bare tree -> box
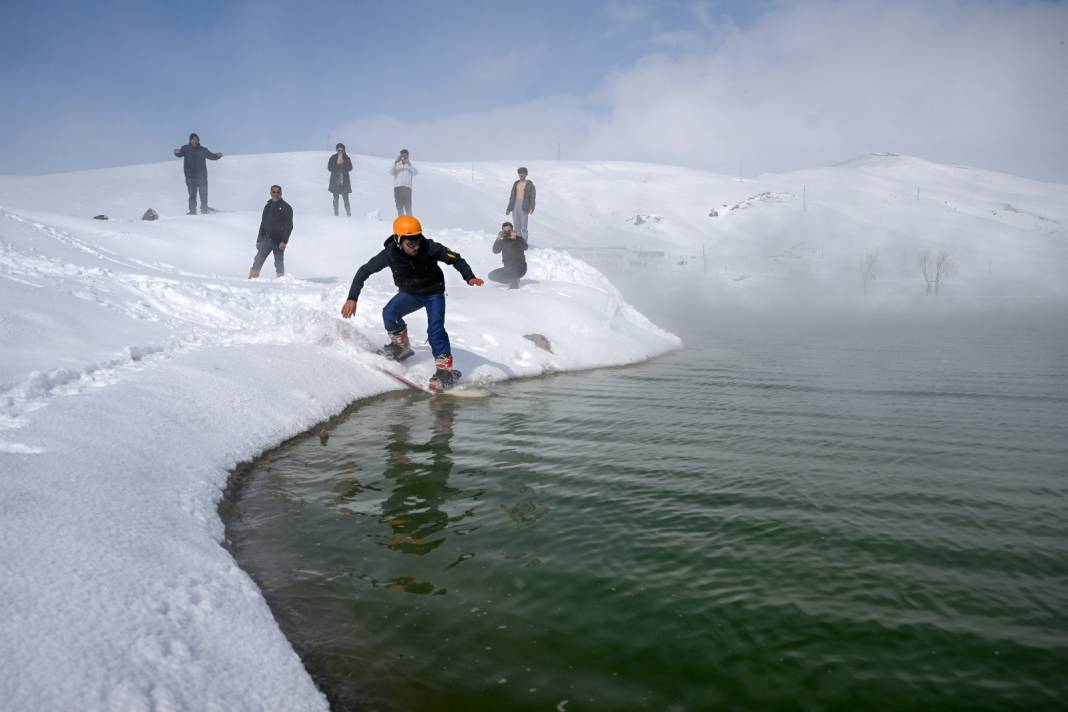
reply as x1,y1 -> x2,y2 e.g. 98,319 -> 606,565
860,250 -> 879,295
918,249 -> 956,296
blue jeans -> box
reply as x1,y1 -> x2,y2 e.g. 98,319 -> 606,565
251,239 -> 285,275
382,291 -> 450,358
185,173 -> 208,213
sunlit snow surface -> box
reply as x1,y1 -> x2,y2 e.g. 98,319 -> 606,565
0,155 -> 679,711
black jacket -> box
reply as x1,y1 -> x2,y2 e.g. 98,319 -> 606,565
328,153 -> 353,194
257,199 -> 294,243
493,232 -> 528,269
175,144 -> 222,178
347,236 -> 476,300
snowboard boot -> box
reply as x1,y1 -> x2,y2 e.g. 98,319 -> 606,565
380,329 -> 414,361
429,355 -> 460,392
248,268 -> 260,279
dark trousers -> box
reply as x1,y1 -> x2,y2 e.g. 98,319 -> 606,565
185,174 -> 208,213
332,192 -> 351,216
382,291 -> 449,358
488,264 -> 526,288
251,239 -> 285,275
393,186 -> 412,216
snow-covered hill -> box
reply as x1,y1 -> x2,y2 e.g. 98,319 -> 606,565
1,151 -> 1065,711
3,151 -> 1064,297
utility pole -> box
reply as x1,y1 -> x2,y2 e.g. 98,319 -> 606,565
803,184 -> 807,213
738,160 -> 743,182
557,142 -> 561,160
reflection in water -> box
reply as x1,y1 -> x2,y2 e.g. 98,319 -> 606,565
376,397 -> 463,592
383,397 -> 456,552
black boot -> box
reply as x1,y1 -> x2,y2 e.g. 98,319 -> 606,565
380,329 -> 414,361
428,354 -> 459,392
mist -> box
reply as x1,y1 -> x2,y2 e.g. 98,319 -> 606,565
333,0 -> 1068,182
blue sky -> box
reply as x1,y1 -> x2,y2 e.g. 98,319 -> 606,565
2,0 -> 1066,180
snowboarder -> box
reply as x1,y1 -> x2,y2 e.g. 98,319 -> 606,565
488,221 -> 528,289
248,185 -> 293,279
340,215 -> 484,391
328,143 -> 353,217
506,166 -> 536,241
390,149 -> 417,216
173,133 -> 223,215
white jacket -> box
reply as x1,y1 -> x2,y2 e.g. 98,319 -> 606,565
390,161 -> 418,188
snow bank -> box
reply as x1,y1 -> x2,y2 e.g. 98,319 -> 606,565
0,155 -> 678,711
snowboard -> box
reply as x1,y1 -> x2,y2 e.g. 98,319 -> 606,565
377,362 -> 491,398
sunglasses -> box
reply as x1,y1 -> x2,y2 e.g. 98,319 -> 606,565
400,237 -> 421,248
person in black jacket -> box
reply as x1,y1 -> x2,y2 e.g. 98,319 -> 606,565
173,132 -> 223,215
340,215 -> 484,391
488,221 -> 528,289
248,185 -> 294,279
328,143 -> 353,217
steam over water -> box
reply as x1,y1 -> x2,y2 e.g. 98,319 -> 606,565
224,302 -> 1068,710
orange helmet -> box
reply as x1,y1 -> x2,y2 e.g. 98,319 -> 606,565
393,215 -> 422,237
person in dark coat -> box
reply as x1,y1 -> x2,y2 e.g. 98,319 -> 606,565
173,132 -> 223,215
488,221 -> 528,289
248,185 -> 294,279
328,143 -> 353,217
340,214 -> 484,391
505,166 -> 536,241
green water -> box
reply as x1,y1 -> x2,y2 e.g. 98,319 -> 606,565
223,306 -> 1068,711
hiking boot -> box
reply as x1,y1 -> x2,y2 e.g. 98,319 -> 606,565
428,355 -> 457,392
380,329 -> 414,361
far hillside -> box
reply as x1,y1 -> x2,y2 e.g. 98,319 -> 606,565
2,152 -> 1065,298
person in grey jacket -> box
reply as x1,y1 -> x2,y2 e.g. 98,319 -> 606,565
173,133 -> 223,215
390,149 -> 417,216
506,166 -> 535,241
248,185 -> 293,279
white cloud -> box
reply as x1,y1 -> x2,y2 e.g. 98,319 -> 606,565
335,1 -> 1068,181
